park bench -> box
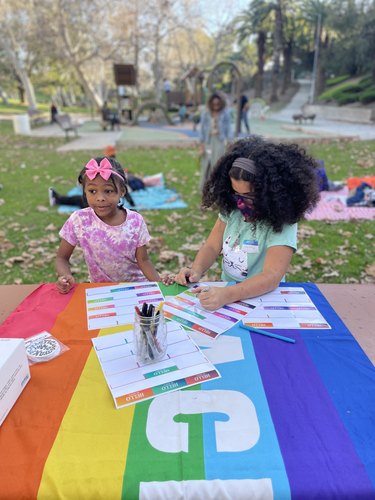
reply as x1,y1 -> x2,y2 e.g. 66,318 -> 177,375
55,113 -> 81,140
292,113 -> 316,125
27,109 -> 48,127
101,107 -> 121,131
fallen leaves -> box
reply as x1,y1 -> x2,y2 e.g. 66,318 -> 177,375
158,250 -> 188,267
365,263 -> 375,278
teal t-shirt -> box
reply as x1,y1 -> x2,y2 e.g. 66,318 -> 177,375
219,211 -> 297,282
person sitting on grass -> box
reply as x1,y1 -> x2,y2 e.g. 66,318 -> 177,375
55,156 -> 160,293
172,136 -> 320,310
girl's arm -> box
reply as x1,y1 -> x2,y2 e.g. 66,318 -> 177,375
56,239 -> 76,294
176,218 -> 225,285
136,245 -> 161,281
198,245 -> 294,310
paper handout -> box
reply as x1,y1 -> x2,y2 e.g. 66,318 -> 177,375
163,282 -> 257,339
85,282 -> 164,330
243,286 -> 331,329
92,321 -> 221,408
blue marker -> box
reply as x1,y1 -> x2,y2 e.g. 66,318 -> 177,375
239,322 -> 296,344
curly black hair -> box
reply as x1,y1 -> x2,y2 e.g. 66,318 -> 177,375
207,92 -> 227,112
202,136 -> 320,232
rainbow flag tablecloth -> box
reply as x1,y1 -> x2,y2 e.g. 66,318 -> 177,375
0,282 -> 374,499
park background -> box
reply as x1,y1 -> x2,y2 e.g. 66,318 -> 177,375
0,0 -> 374,286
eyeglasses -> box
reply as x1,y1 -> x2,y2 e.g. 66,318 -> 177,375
232,192 -> 256,203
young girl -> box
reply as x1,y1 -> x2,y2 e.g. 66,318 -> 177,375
175,136 -> 320,310
56,156 -> 160,293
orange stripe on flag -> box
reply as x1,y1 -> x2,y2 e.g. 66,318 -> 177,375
0,284 -> 102,499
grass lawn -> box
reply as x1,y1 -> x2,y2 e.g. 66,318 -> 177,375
0,120 -> 374,286
0,99 -> 90,115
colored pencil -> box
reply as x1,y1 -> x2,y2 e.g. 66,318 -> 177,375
239,322 -> 296,344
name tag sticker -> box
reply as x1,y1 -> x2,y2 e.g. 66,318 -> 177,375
242,239 -> 259,253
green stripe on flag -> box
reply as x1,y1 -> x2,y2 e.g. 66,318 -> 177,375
122,386 -> 205,498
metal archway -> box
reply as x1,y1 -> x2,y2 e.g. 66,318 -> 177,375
207,61 -> 242,136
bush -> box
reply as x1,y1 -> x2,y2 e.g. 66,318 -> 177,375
319,82 -> 367,105
326,75 -> 350,87
358,75 -> 373,89
338,84 -> 362,94
335,92 -> 359,106
359,86 -> 375,104
319,82 -> 357,101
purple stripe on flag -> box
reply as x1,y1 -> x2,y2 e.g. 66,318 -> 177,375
252,332 -> 372,498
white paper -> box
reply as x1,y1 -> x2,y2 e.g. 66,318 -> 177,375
92,321 -> 221,408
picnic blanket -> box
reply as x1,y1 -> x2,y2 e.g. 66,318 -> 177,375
57,185 -> 187,214
305,187 -> 375,221
1,282 -> 374,499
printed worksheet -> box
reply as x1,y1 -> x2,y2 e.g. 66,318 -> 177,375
163,282 -> 256,339
244,286 -> 331,329
92,321 -> 221,408
85,282 -> 164,330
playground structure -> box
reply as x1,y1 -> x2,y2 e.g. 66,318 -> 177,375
132,102 -> 173,126
111,61 -> 244,133
113,64 -> 137,123
179,67 -> 206,107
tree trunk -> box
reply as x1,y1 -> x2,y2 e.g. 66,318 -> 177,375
270,0 -> 284,103
0,87 -> 9,105
72,61 -> 103,109
3,37 -> 37,111
153,39 -> 163,103
17,85 -> 24,103
315,32 -> 329,99
255,31 -> 266,98
281,42 -> 293,95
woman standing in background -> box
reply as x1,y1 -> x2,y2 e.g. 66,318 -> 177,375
199,92 -> 233,190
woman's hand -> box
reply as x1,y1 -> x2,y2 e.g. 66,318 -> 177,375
175,267 -> 202,286
56,274 -> 75,294
194,286 -> 227,311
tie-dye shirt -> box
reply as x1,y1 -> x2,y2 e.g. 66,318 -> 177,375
59,207 -> 151,282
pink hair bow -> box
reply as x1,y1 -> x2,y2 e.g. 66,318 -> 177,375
85,158 -> 123,181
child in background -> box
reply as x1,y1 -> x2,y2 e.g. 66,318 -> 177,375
56,156 -> 160,293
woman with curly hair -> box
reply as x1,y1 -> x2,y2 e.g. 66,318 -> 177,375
199,92 -> 233,190
175,136 -> 320,310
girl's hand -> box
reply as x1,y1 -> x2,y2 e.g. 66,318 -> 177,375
56,274 -> 75,294
162,274 -> 176,286
194,286 -> 226,311
175,267 -> 202,286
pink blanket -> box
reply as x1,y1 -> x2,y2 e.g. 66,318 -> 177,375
305,188 -> 375,221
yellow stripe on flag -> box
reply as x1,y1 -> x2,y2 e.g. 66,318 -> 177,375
38,325 -> 134,499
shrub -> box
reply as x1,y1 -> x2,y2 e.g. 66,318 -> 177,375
359,86 -> 375,104
319,81 -> 368,104
326,75 -> 350,87
358,75 -> 373,89
335,92 -> 359,106
338,84 -> 362,94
